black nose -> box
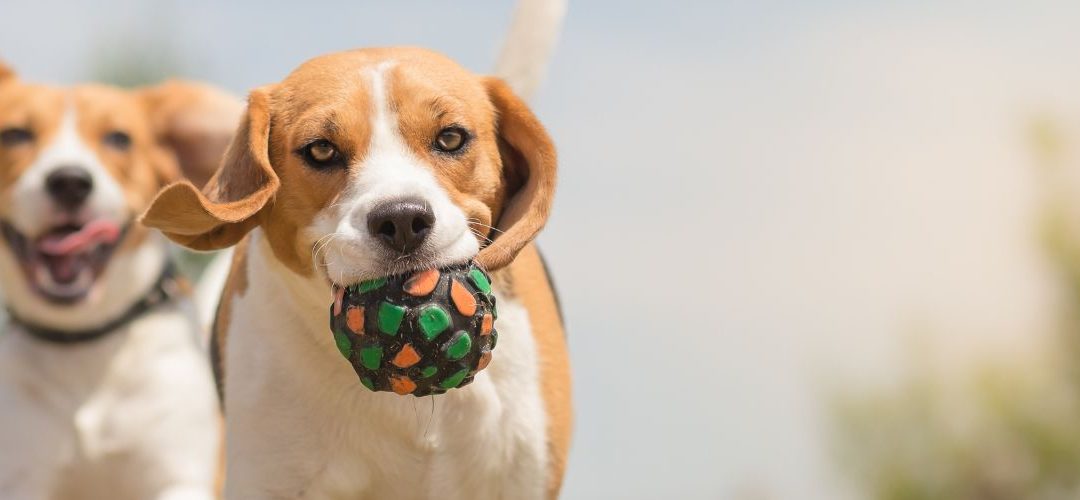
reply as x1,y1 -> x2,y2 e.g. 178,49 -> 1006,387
366,198 -> 435,254
45,167 -> 93,210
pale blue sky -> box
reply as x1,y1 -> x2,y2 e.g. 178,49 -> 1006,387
5,1 -> 1080,498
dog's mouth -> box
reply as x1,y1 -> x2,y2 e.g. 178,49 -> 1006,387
323,251 -> 475,290
1,219 -> 127,304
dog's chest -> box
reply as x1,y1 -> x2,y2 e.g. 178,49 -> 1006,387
224,258 -> 550,498
0,303 -> 218,497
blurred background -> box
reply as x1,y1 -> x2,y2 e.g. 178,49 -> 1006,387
5,0 -> 1080,498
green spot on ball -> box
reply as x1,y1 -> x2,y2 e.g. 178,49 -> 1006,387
360,346 -> 383,370
377,302 -> 405,335
418,304 -> 451,339
357,277 -> 387,293
468,269 -> 491,294
333,330 -> 351,358
446,331 -> 472,360
360,377 -> 375,391
420,366 -> 438,378
439,368 -> 469,389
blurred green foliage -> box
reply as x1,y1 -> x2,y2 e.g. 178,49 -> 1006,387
831,117 -> 1080,500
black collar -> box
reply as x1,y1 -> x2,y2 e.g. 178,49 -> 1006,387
7,262 -> 182,345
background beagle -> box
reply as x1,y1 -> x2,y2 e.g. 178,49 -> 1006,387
143,46 -> 572,499
0,62 -> 239,499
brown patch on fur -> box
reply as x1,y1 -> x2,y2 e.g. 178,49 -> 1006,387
509,244 -> 572,498
0,60 -> 14,82
139,81 -> 244,189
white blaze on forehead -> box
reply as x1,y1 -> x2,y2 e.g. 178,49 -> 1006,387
308,61 -> 478,284
9,103 -> 127,234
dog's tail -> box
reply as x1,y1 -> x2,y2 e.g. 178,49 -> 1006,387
494,0 -> 568,100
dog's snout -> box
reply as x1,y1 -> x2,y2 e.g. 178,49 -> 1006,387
45,167 -> 93,210
366,198 -> 435,254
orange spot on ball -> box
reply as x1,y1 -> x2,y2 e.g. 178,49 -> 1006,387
346,306 -> 364,334
480,313 -> 494,335
404,269 -> 440,296
477,350 -> 493,371
450,279 -> 477,316
390,375 -> 417,395
392,343 -> 421,368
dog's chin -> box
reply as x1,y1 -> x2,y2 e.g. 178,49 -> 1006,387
1,219 -> 128,305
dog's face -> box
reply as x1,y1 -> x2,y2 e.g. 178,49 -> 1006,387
144,48 -> 556,285
0,62 -> 239,308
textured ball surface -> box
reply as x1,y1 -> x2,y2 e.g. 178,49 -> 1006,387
329,262 -> 498,396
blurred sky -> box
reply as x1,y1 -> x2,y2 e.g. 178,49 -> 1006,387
5,0 -> 1080,498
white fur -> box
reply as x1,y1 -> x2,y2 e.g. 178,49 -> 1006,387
310,62 -> 479,285
0,105 -> 220,499
0,300 -> 220,500
224,233 -> 548,499
0,104 -> 155,331
222,63 -> 549,498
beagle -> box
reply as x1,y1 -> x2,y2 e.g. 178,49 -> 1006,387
0,62 -> 239,499
142,47 -> 573,499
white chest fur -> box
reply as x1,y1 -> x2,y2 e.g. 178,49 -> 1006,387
222,232 -> 549,499
0,297 -> 220,499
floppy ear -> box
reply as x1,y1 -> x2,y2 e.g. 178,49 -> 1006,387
139,80 -> 244,188
476,78 -> 557,270
140,87 -> 279,251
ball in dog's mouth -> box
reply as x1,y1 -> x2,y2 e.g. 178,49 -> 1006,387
329,262 -> 498,396
0,219 -> 125,304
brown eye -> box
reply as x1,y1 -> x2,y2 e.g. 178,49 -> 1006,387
300,139 -> 344,169
434,127 -> 468,153
103,130 -> 131,151
0,127 -> 34,147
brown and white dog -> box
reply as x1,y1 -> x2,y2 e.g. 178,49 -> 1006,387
0,62 -> 238,499
142,46 -> 572,498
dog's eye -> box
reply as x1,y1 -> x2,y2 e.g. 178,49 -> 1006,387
103,131 -> 132,151
0,127 -> 34,147
434,127 -> 468,153
301,140 -> 344,169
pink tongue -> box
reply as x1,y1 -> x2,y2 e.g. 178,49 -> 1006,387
39,220 -> 121,256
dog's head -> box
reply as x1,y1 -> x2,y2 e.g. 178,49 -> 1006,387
0,60 -> 240,320
143,48 -> 556,287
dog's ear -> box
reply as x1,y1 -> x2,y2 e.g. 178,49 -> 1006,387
476,78 -> 557,270
141,86 -> 280,251
139,80 -> 244,188
0,60 -> 16,82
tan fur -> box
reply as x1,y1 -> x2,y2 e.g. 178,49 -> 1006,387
0,61 -> 14,82
144,48 -> 556,273
0,71 -> 242,255
507,244 -> 572,498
